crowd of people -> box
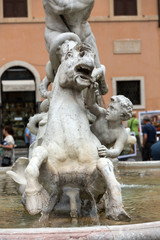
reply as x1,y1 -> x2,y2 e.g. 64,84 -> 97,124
0,110 -> 160,167
128,112 -> 159,161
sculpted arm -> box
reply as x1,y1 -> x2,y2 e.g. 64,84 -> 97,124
98,129 -> 128,158
85,84 -> 106,117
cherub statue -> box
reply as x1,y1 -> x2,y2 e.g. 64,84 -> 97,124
85,85 -> 134,159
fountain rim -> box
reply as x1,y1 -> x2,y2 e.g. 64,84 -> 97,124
0,221 -> 160,239
1,160 -> 160,173
1,162 -> 160,239
117,160 -> 160,168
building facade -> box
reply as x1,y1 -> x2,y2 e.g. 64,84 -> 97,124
0,0 -> 160,146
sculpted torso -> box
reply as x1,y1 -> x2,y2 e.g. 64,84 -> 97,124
43,91 -> 100,173
91,114 -> 127,149
43,0 -> 94,29
41,43 -> 101,174
41,0 -> 107,101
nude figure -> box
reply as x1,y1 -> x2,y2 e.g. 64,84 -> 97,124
86,85 -> 133,158
42,0 -> 108,95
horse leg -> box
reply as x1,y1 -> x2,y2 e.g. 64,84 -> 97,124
65,187 -> 79,226
97,158 -> 130,221
24,146 -> 50,215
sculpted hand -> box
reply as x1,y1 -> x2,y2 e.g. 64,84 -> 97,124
91,65 -> 105,83
98,145 -> 110,157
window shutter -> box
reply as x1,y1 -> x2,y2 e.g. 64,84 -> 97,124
16,0 -> 28,17
3,0 -> 28,18
114,0 -> 124,16
3,0 -> 14,17
114,0 -> 137,16
126,0 -> 137,16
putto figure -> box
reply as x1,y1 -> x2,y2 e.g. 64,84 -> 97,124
86,86 -> 134,158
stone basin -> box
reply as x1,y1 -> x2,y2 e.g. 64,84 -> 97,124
0,161 -> 160,239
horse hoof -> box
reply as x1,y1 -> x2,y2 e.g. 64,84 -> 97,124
106,207 -> 131,222
25,187 -> 50,215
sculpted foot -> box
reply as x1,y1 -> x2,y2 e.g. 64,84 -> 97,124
106,206 -> 131,222
25,185 -> 50,215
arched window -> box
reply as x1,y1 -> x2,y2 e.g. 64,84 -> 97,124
3,0 -> 28,18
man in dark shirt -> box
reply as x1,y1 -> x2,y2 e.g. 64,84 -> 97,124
142,116 -> 157,161
150,141 -> 160,160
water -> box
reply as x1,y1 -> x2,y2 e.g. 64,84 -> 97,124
0,171 -> 160,228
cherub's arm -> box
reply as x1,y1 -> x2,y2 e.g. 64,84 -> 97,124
98,129 -> 128,158
85,84 -> 106,117
44,0 -> 94,14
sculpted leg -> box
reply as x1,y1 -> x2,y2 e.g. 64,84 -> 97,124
97,158 -> 130,221
24,146 -> 50,215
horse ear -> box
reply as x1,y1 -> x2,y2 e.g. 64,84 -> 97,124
49,33 -> 81,74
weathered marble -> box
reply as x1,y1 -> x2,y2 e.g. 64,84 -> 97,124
6,0 -> 133,225
7,42 -> 130,224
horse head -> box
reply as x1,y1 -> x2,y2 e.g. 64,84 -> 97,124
52,42 -> 96,92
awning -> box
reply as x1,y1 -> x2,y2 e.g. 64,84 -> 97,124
2,80 -> 35,92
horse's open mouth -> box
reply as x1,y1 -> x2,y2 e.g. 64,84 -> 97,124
75,64 -> 94,81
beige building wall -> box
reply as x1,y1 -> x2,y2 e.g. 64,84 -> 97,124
90,0 -> 160,112
0,0 -> 160,112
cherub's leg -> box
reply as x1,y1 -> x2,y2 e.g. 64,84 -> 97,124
24,146 -> 50,215
97,158 -> 130,221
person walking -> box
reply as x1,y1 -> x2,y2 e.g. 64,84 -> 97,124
142,116 -> 157,161
128,111 -> 142,155
0,126 -> 15,167
24,126 -> 30,148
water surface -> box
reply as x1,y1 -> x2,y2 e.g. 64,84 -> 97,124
0,170 -> 160,228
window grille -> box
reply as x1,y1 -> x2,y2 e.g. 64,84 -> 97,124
117,80 -> 140,105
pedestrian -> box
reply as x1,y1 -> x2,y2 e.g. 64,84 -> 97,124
150,141 -> 160,160
0,126 -> 15,167
30,132 -> 36,145
128,111 -> 142,155
24,126 -> 30,148
142,116 -> 157,161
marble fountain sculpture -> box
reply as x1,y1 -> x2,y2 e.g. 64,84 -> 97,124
3,0 -> 160,239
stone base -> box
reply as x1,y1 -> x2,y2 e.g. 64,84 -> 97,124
0,221 -> 160,240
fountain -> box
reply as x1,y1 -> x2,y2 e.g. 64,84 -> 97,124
0,0 -> 160,239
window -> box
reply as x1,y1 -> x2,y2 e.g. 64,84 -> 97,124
117,80 -> 140,105
114,0 -> 137,16
112,76 -> 145,109
1,66 -> 33,80
3,0 -> 28,18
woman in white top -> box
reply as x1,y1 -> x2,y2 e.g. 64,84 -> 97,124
0,126 -> 15,166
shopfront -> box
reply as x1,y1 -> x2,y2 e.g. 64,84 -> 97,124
0,61 -> 41,147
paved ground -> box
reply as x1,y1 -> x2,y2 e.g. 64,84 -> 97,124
14,147 -> 28,159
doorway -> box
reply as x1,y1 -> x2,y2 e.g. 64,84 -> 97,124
1,66 -> 36,147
